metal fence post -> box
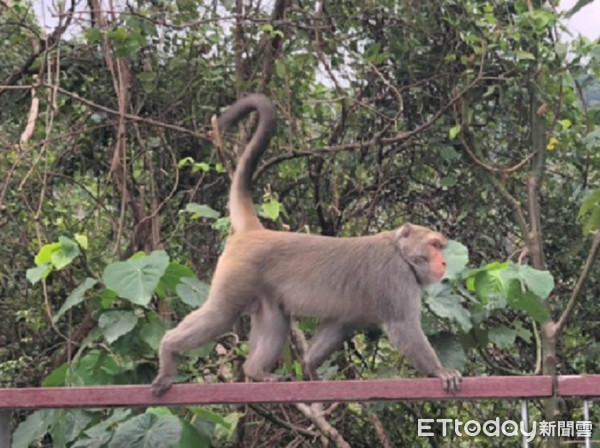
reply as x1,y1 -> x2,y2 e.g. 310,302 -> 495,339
521,400 -> 529,448
583,400 -> 591,448
0,410 -> 11,448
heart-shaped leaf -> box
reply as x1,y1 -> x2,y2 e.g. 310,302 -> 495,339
103,250 -> 170,306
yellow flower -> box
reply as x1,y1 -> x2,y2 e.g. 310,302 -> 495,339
546,137 -> 559,151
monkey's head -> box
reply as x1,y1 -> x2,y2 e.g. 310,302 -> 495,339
395,224 -> 447,285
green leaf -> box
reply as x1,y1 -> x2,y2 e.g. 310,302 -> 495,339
440,174 -> 457,187
193,407 -> 233,428
275,60 -> 286,79
64,410 -> 94,444
261,24 -> 274,34
32,237 -> 81,271
108,414 -> 182,448
261,198 -> 282,221
443,240 -> 469,278
530,9 -> 556,30
483,85 -> 496,98
103,250 -> 170,306
515,51 -> 536,61
74,233 -> 88,250
212,216 -> 231,235
583,208 -> 600,234
158,263 -> 197,295
184,203 -> 220,220
176,277 -> 210,307
488,325 -> 531,349
448,125 -> 461,140
42,363 -> 69,387
579,188 -> 600,232
52,236 -> 82,269
85,28 -> 102,44
146,407 -> 173,417
555,42 -> 568,58
488,326 -> 517,349
471,261 -> 510,302
26,263 -> 51,284
440,146 -> 459,162
364,42 -> 385,64
515,264 -> 554,300
98,310 -> 139,344
214,413 -> 241,440
100,288 -> 118,309
140,320 -> 170,350
192,162 -> 210,173
583,127 -> 600,149
138,71 -> 157,82
178,156 -> 195,168
12,409 -> 55,448
178,418 -> 211,448
74,350 -> 120,385
35,242 -> 62,265
579,189 -> 600,218
507,288 -> 549,323
53,277 -> 98,323
74,410 -> 131,447
425,293 -> 472,332
559,119 -> 572,130
50,410 -> 67,446
468,261 -> 551,320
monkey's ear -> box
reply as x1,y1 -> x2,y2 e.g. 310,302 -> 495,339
397,224 -> 412,239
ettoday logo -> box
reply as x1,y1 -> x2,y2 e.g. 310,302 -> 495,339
418,418 -> 593,441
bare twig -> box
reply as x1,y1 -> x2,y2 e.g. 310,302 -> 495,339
289,323 -> 350,447
0,84 -> 209,140
295,403 -> 351,448
368,409 -> 393,448
249,404 -> 318,438
555,232 -> 600,334
0,0 -> 75,90
459,134 -> 537,174
369,63 -> 403,116
255,85 -> 477,180
19,86 -> 40,146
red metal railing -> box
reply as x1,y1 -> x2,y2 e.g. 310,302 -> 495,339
2,375 -> 600,409
0,375 -> 598,446
0,376 -> 556,409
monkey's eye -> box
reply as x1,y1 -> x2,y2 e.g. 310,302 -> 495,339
430,240 -> 443,250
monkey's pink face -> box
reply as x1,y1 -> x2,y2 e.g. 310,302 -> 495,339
427,237 -> 447,281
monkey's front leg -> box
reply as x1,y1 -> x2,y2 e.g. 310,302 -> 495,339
152,334 -> 180,396
303,320 -> 355,381
383,320 -> 462,393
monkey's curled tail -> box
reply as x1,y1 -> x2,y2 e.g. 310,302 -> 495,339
216,94 -> 277,233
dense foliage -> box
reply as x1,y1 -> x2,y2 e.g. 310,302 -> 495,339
1,0 -> 599,446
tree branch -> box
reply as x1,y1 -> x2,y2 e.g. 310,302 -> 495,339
555,232 -> 600,334
295,403 -> 351,448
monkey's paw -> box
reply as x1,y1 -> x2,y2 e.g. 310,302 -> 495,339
151,376 -> 173,397
433,367 -> 462,394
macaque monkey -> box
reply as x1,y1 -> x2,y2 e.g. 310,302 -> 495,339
152,94 -> 462,396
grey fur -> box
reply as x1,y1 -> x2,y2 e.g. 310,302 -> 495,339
152,95 -> 461,396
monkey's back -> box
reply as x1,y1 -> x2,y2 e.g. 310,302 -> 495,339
220,230 -> 420,323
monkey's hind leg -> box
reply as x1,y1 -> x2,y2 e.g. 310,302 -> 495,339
243,301 -> 291,382
152,300 -> 240,396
